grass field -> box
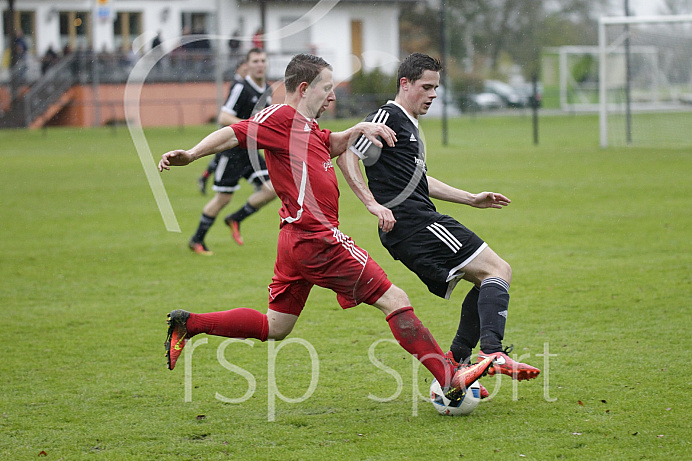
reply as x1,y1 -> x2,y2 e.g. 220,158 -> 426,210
1,113 -> 690,460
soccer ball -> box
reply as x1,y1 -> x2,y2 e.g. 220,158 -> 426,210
429,378 -> 482,416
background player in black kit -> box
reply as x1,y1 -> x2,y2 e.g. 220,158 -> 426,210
197,58 -> 248,195
189,48 -> 277,254
339,53 -> 540,390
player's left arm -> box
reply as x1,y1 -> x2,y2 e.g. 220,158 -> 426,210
427,176 -> 511,209
328,122 -> 397,159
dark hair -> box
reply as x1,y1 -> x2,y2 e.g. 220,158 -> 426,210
397,53 -> 442,91
246,48 -> 265,60
284,54 -> 332,93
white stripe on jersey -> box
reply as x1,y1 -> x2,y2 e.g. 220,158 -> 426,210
431,222 -> 462,250
253,104 -> 285,124
426,222 -> 462,253
222,83 -> 244,115
353,109 -> 390,155
281,161 -> 307,224
215,155 -> 229,183
331,228 -> 368,266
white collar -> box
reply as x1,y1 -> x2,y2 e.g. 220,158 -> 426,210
245,75 -> 267,93
387,100 -> 419,128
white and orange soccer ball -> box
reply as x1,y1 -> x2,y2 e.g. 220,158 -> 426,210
429,378 -> 482,416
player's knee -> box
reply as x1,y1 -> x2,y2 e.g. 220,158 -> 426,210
485,251 -> 511,284
498,259 -> 512,284
385,284 -> 411,306
373,284 -> 411,316
218,193 -> 233,205
267,325 -> 292,341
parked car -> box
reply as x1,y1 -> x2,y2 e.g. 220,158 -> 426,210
425,86 -> 463,117
484,80 -> 528,108
470,92 -> 505,110
514,82 -> 544,108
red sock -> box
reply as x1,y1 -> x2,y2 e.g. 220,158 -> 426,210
386,306 -> 455,388
186,308 -> 268,341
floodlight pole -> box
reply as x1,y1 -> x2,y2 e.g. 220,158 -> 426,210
599,18 -> 607,147
624,0 -> 633,145
215,0 -> 226,112
440,0 -> 449,146
91,1 -> 101,127
8,0 -> 17,101
532,73 -> 539,145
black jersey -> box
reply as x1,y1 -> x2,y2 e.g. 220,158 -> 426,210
221,75 -> 272,121
350,101 -> 441,247
221,75 -> 272,157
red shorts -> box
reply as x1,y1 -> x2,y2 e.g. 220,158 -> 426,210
267,227 -> 392,316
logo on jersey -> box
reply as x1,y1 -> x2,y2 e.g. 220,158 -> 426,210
409,133 -> 417,142
322,159 -> 334,171
414,157 -> 428,174
304,123 -> 311,132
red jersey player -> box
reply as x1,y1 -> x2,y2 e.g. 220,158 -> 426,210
158,54 -> 493,401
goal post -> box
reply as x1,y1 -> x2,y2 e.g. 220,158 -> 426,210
599,14 -> 692,147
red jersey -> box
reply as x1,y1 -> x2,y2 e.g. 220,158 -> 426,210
232,104 -> 339,232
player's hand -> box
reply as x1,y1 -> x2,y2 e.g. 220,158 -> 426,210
473,192 -> 511,209
359,122 -> 397,148
159,150 -> 193,171
366,202 -> 396,232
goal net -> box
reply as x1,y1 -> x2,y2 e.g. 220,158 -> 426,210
599,15 -> 692,147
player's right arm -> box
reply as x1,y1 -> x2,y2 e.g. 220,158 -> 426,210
158,126 -> 239,171
336,148 -> 396,233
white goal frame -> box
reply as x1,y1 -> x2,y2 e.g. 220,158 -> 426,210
599,14 -> 692,147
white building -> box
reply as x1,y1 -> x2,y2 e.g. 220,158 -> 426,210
1,0 -> 411,81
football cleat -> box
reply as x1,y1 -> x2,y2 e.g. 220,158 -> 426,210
445,356 -> 494,402
165,310 -> 191,370
188,240 -> 213,256
445,351 -> 489,399
224,217 -> 244,246
478,345 -> 541,381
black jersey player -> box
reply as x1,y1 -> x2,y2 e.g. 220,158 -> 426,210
339,53 -> 540,391
189,49 -> 277,254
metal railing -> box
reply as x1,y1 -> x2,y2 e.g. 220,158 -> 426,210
22,54 -> 77,126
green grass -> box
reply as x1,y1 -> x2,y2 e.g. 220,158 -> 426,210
1,114 -> 690,460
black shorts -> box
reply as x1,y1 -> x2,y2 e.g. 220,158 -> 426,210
385,215 -> 487,299
213,148 -> 270,193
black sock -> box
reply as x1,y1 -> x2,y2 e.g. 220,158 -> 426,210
478,277 -> 510,354
228,203 -> 258,223
449,286 -> 480,364
191,213 -> 216,243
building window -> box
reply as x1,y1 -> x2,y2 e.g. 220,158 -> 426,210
59,11 -> 91,52
181,12 -> 213,50
114,12 -> 142,52
279,17 -> 311,53
3,10 -> 36,55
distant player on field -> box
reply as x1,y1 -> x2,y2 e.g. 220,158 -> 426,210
159,53 -> 494,401
197,57 -> 248,195
189,48 -> 276,254
340,53 -> 540,392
